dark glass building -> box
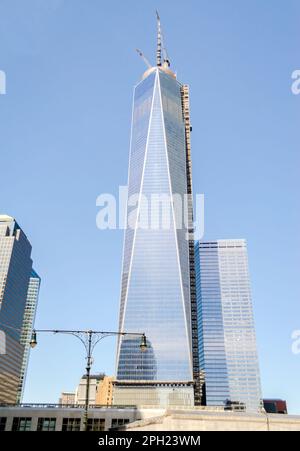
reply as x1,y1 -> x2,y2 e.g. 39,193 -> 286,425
0,215 -> 40,403
263,399 -> 287,414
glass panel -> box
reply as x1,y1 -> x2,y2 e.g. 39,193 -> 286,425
195,241 -> 262,411
117,70 -> 193,382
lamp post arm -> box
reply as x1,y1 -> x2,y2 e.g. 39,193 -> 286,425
30,328 -> 147,431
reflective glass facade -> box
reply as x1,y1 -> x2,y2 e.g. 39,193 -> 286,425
195,240 -> 262,411
116,68 -> 193,386
17,270 -> 41,403
0,215 -> 38,403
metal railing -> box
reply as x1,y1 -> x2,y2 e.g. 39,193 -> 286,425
0,403 -> 137,410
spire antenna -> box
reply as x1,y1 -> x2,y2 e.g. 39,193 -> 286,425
156,10 -> 162,66
156,11 -> 170,68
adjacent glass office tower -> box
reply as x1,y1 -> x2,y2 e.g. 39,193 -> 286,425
195,240 -> 262,411
0,215 -> 40,403
114,18 -> 199,406
17,270 -> 41,403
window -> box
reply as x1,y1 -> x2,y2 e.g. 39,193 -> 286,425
62,418 -> 81,431
111,418 -> 130,429
87,418 -> 105,431
0,417 -> 7,431
37,418 -> 56,431
12,417 -> 32,431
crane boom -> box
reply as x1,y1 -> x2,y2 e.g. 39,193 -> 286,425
136,48 -> 152,69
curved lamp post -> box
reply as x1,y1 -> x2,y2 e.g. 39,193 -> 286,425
30,329 -> 147,431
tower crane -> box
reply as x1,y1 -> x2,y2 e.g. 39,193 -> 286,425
136,48 -> 152,69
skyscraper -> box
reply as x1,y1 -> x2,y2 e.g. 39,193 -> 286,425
195,240 -> 262,411
17,269 -> 41,403
0,215 -> 39,403
114,15 -> 199,406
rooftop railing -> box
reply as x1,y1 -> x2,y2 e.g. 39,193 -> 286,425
0,403 -> 137,410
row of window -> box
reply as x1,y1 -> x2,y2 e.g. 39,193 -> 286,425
0,417 -> 130,432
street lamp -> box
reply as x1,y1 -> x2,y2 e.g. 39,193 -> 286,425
30,328 -> 147,431
29,330 -> 37,348
140,334 -> 147,352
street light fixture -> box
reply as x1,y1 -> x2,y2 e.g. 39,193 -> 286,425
140,334 -> 147,352
29,330 -> 37,348
30,328 -> 147,431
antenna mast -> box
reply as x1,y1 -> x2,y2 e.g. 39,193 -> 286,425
156,11 -> 170,68
156,10 -> 162,66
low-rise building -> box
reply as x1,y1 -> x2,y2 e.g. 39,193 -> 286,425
263,399 -> 288,414
0,404 -> 138,431
75,374 -> 105,405
117,408 -> 300,431
96,376 -> 114,406
58,392 -> 76,406
0,405 -> 299,431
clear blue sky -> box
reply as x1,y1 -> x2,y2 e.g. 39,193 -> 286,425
0,0 -> 299,413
